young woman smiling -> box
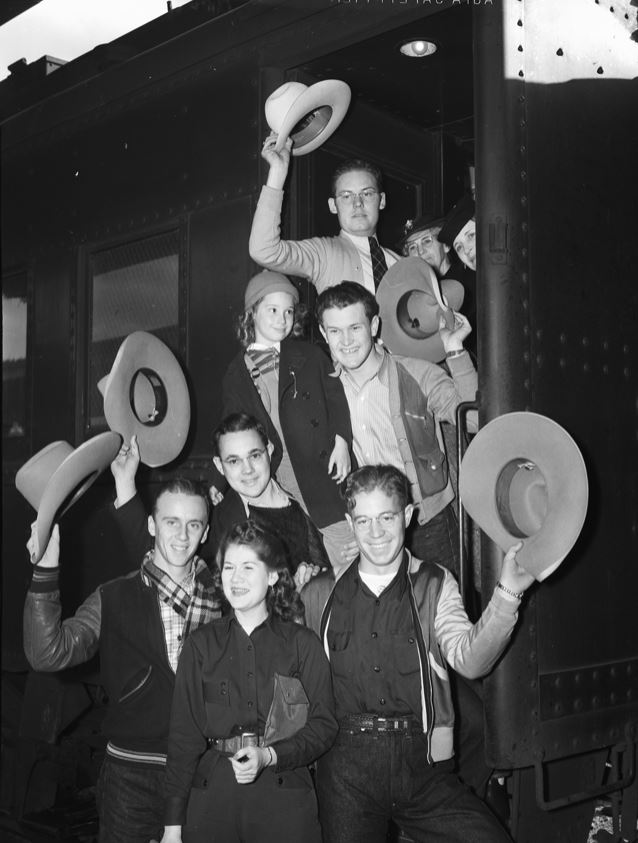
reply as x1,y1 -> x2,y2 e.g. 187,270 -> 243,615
159,521 -> 337,843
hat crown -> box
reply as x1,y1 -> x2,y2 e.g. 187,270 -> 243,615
15,441 -> 74,509
265,82 -> 307,132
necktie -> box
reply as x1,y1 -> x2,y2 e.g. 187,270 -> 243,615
368,236 -> 388,290
246,347 -> 279,380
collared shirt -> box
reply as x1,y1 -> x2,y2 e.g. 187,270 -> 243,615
141,565 -> 196,673
324,557 -> 422,720
339,347 -> 404,470
164,613 -> 337,825
341,231 -> 398,294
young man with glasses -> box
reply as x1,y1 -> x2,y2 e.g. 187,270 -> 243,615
302,464 -> 533,843
112,415 -> 330,586
249,134 -> 399,295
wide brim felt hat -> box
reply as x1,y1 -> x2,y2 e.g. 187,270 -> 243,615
98,331 -> 190,468
459,412 -> 589,581
377,257 -> 465,363
15,432 -> 122,563
265,79 -> 351,157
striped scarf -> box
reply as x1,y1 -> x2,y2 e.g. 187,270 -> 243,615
246,346 -> 280,381
141,552 -> 222,639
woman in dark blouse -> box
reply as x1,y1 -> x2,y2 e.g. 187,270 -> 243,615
159,521 -> 337,843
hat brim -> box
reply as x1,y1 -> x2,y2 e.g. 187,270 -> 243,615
273,80 -> 351,157
31,432 -> 122,563
102,332 -> 191,468
377,257 -> 465,362
459,413 -> 588,581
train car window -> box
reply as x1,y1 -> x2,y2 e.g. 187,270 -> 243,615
2,271 -> 30,445
87,229 -> 180,431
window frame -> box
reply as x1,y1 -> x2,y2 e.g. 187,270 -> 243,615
76,221 -> 189,442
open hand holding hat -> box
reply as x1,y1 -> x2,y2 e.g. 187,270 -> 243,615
264,79 -> 351,157
27,522 -> 60,568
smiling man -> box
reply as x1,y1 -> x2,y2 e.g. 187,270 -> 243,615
23,448 -> 221,843
303,464 -> 535,843
316,281 -> 477,575
249,135 -> 399,294
209,412 -> 329,573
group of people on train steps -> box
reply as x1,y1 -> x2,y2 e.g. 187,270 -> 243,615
24,134 -> 537,843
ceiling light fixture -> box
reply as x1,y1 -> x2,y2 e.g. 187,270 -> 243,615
399,39 -> 437,59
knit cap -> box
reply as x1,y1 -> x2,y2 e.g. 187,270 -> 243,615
244,271 -> 299,311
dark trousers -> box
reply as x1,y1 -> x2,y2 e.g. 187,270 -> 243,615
184,750 -> 322,843
316,729 -> 512,843
407,504 -> 460,577
96,756 -> 165,843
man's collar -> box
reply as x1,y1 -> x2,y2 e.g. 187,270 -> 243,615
335,342 -> 389,387
340,230 -> 378,246
355,550 -> 410,598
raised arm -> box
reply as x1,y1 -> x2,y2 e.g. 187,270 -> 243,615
23,524 -> 101,671
434,542 -> 534,679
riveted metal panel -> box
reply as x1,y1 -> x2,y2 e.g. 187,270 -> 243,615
475,0 -> 638,774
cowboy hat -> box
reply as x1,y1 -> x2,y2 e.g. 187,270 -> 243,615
377,257 -> 465,363
459,412 -> 588,581
15,432 -> 122,563
98,331 -> 190,468
265,79 -> 351,157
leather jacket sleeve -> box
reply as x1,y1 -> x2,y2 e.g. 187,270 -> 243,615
23,568 -> 101,672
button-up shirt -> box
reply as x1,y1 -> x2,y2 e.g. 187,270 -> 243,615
325,558 -> 422,720
340,346 -> 404,470
164,613 -> 337,824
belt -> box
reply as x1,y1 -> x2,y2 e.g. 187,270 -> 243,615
207,735 -> 265,756
339,714 -> 422,734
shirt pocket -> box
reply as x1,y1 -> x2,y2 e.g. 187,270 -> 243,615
326,629 -> 353,679
203,678 -> 232,707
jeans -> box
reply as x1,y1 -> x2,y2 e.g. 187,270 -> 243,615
316,729 -> 512,843
96,756 -> 165,843
407,503 -> 460,576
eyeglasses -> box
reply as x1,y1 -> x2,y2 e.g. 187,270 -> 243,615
406,233 -> 437,256
221,449 -> 267,468
352,511 -> 402,531
335,189 -> 379,205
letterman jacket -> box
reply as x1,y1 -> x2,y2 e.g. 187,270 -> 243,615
302,552 -> 520,763
23,563 -> 221,768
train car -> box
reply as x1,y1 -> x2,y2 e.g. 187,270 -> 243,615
2,1 -> 637,840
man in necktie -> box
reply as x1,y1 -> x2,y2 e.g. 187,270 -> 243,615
249,134 -> 399,296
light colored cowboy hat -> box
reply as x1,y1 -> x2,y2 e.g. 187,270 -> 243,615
377,257 -> 465,363
15,432 -> 122,563
265,79 -> 351,156
98,331 -> 190,468
459,412 -> 589,581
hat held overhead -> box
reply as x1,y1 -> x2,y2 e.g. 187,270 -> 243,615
15,432 -> 122,564
265,79 -> 351,156
98,331 -> 191,468
459,412 -> 589,582
377,257 -> 465,363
